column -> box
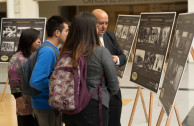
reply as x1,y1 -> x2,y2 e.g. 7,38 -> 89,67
6,0 -> 14,18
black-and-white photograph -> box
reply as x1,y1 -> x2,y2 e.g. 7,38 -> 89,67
138,27 -> 150,43
121,25 -> 129,39
148,27 -> 161,46
134,49 -> 145,68
168,62 -> 179,86
173,65 -> 183,90
127,26 -> 137,40
152,54 -> 164,72
160,27 -> 170,48
1,41 -> 14,51
0,18 -> 46,62
143,51 -> 156,71
159,13 -> 194,116
178,31 -> 188,51
115,24 -> 123,38
130,12 -> 176,93
2,26 -> 17,38
174,30 -> 181,48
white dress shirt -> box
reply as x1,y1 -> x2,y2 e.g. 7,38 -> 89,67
99,36 -> 120,65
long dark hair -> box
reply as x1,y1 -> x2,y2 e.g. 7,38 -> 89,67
17,28 -> 40,58
60,12 -> 99,69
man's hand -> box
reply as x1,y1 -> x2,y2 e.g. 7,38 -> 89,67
112,55 -> 118,63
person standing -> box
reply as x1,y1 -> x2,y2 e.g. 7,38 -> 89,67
61,11 -> 119,126
30,16 -> 69,126
92,9 -> 127,126
8,28 -> 41,126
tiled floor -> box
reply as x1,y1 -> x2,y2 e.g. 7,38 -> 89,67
1,62 -> 194,126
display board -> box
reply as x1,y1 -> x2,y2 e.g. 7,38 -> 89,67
130,12 -> 176,93
115,15 -> 140,78
159,13 -> 194,116
0,18 -> 46,62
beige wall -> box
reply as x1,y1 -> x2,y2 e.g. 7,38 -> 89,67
35,0 -> 187,6
20,0 -> 39,18
0,0 -> 39,18
0,2 -> 6,12
39,1 -> 62,19
78,2 -> 187,32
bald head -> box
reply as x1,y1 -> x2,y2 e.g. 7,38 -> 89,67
92,9 -> 109,36
92,9 -> 108,20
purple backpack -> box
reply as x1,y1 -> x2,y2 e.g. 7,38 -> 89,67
49,51 -> 104,125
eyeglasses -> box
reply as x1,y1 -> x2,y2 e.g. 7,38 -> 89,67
98,22 -> 108,25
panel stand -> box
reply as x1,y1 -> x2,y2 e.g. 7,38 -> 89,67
128,86 -> 152,126
0,78 -> 9,102
156,60 -> 183,126
156,101 -> 182,126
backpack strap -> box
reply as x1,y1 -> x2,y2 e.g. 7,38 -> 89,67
36,43 -> 59,59
30,43 -> 60,73
90,76 -> 105,126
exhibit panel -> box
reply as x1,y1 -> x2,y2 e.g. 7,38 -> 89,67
159,13 -> 194,116
0,18 -> 46,62
115,15 -> 140,78
130,12 -> 176,93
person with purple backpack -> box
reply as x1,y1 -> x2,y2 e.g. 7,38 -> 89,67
59,12 -> 119,126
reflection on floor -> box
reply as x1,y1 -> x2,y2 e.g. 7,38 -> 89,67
122,99 -> 133,106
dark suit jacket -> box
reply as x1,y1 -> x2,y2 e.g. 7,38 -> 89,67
103,31 -> 127,67
103,31 -> 127,100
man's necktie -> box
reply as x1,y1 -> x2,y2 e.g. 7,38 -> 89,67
99,37 -> 103,47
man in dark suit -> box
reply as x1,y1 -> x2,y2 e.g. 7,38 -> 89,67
92,9 -> 127,126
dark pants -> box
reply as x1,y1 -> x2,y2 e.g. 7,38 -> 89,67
33,109 -> 61,126
108,89 -> 122,126
62,99 -> 109,126
17,115 -> 39,126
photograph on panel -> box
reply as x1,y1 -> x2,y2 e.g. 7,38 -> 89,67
166,57 -> 173,74
174,30 -> 181,48
173,64 -> 183,90
133,49 -> 145,68
121,25 -> 129,39
127,26 -> 137,40
1,41 -> 14,52
152,54 -> 164,72
142,51 -> 156,71
115,24 -> 123,38
166,62 -> 179,86
178,31 -> 188,51
148,27 -> 161,46
160,27 -> 171,49
2,26 -> 17,38
138,27 -> 150,43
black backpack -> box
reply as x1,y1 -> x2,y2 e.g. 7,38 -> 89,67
20,44 -> 59,96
